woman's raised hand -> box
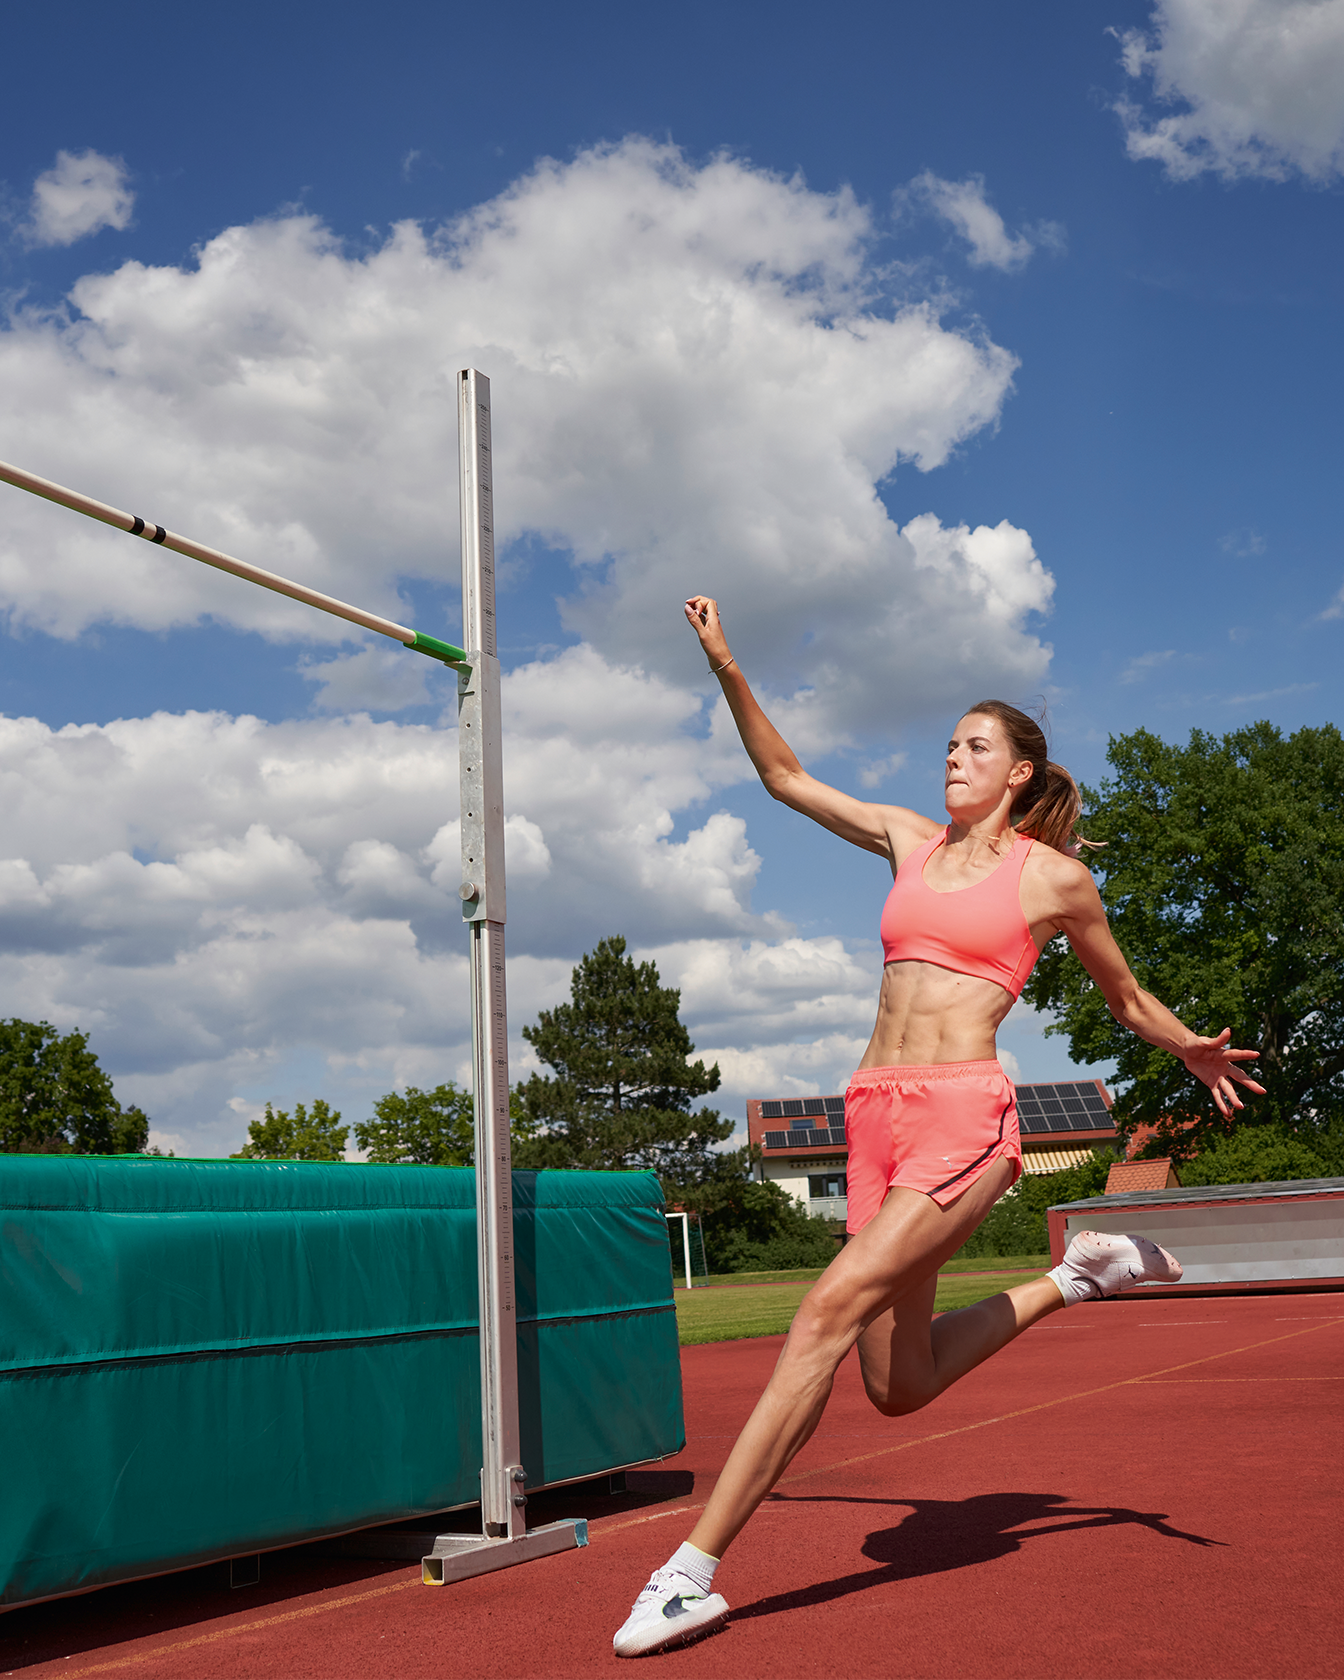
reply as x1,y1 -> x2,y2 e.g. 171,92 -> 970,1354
1181,1028 -> 1266,1118
684,595 -> 732,671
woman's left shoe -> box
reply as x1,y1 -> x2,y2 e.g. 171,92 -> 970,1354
612,1567 -> 730,1658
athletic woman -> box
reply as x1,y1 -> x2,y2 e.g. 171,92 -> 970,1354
612,596 -> 1265,1659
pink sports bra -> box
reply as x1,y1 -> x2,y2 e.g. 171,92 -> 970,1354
879,828 -> 1041,1001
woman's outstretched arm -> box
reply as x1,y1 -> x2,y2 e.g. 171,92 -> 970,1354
1046,852 -> 1266,1118
684,594 -> 936,863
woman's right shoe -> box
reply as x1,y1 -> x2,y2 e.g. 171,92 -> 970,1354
612,1566 -> 730,1658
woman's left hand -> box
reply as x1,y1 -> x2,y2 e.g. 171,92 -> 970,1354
1181,1028 -> 1266,1118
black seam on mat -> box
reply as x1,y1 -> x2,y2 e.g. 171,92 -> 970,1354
0,1304 -> 675,1382
926,1097 -> 1014,1198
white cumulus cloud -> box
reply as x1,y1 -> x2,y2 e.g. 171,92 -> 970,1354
902,172 -> 1062,272
25,149 -> 135,247
0,138 -> 1050,739
907,173 -> 1041,272
1116,0 -> 1344,182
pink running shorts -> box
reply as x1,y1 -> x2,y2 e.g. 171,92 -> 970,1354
844,1060 -> 1023,1234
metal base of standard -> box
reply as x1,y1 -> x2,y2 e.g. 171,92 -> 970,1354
421,1520 -> 587,1584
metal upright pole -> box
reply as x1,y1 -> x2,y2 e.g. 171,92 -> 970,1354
457,370 -> 520,1541
419,370 -> 586,1585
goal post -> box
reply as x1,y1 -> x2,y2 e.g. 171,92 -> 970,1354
666,1211 -> 692,1291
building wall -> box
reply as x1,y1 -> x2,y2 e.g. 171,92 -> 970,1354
763,1156 -> 847,1213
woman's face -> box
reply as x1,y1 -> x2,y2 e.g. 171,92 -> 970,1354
944,713 -> 1032,820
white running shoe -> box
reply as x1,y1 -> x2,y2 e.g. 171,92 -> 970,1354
612,1567 -> 730,1658
1050,1230 -> 1183,1303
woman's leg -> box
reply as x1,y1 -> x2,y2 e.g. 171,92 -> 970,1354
686,1156 -> 1018,1561
857,1269 -> 1064,1417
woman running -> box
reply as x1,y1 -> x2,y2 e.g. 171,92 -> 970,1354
613,596 -> 1265,1659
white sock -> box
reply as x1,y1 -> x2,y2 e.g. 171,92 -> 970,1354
1041,1249 -> 1102,1310
1045,1255 -> 1099,1306
666,1541 -> 719,1595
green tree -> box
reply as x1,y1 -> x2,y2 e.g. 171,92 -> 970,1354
678,1176 -> 836,1273
354,1083 -> 475,1165
0,1018 -> 150,1154
1178,1121 -> 1331,1187
232,1099 -> 347,1161
513,936 -> 736,1179
1025,721 -> 1344,1160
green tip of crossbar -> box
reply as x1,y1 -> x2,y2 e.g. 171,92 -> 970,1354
409,631 -> 470,665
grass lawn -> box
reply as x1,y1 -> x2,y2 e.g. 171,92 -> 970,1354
673,1256 -> 1052,1347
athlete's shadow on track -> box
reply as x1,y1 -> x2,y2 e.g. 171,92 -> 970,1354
735,1491 -> 1224,1623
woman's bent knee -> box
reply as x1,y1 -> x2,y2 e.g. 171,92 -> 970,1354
861,1374 -> 936,1418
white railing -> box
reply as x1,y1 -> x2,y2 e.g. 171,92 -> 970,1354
809,1195 -> 848,1221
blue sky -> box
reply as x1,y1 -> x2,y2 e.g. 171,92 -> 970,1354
1,0 -> 1342,1153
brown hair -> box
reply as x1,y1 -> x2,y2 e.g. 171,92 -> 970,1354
964,699 -> 1099,856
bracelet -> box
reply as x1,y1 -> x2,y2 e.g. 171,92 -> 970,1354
710,656 -> 736,675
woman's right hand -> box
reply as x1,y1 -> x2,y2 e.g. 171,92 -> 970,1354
684,595 -> 732,671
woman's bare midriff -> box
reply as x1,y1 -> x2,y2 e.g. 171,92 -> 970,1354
857,959 -> 1016,1069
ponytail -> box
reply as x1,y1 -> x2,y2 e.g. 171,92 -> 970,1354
965,700 -> 1101,857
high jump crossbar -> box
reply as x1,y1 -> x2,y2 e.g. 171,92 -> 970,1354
0,457 -> 468,667
0,371 -> 587,1586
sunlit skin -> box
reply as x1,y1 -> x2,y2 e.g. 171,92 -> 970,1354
675,594 -> 1265,1561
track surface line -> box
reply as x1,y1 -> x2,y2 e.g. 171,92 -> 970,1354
53,1579 -> 421,1677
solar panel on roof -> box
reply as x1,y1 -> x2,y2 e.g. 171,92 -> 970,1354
758,1085 -> 1107,1148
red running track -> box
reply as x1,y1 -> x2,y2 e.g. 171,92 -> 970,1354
4,1293 -> 1341,1680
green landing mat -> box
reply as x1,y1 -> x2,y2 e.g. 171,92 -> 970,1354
0,1156 -> 683,1608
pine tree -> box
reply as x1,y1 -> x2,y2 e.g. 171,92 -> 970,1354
232,1099 -> 348,1161
0,1019 -> 150,1154
513,936 -> 735,1179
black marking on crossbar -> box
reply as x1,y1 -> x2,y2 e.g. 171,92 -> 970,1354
153,524 -> 167,543
130,516 -> 144,535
